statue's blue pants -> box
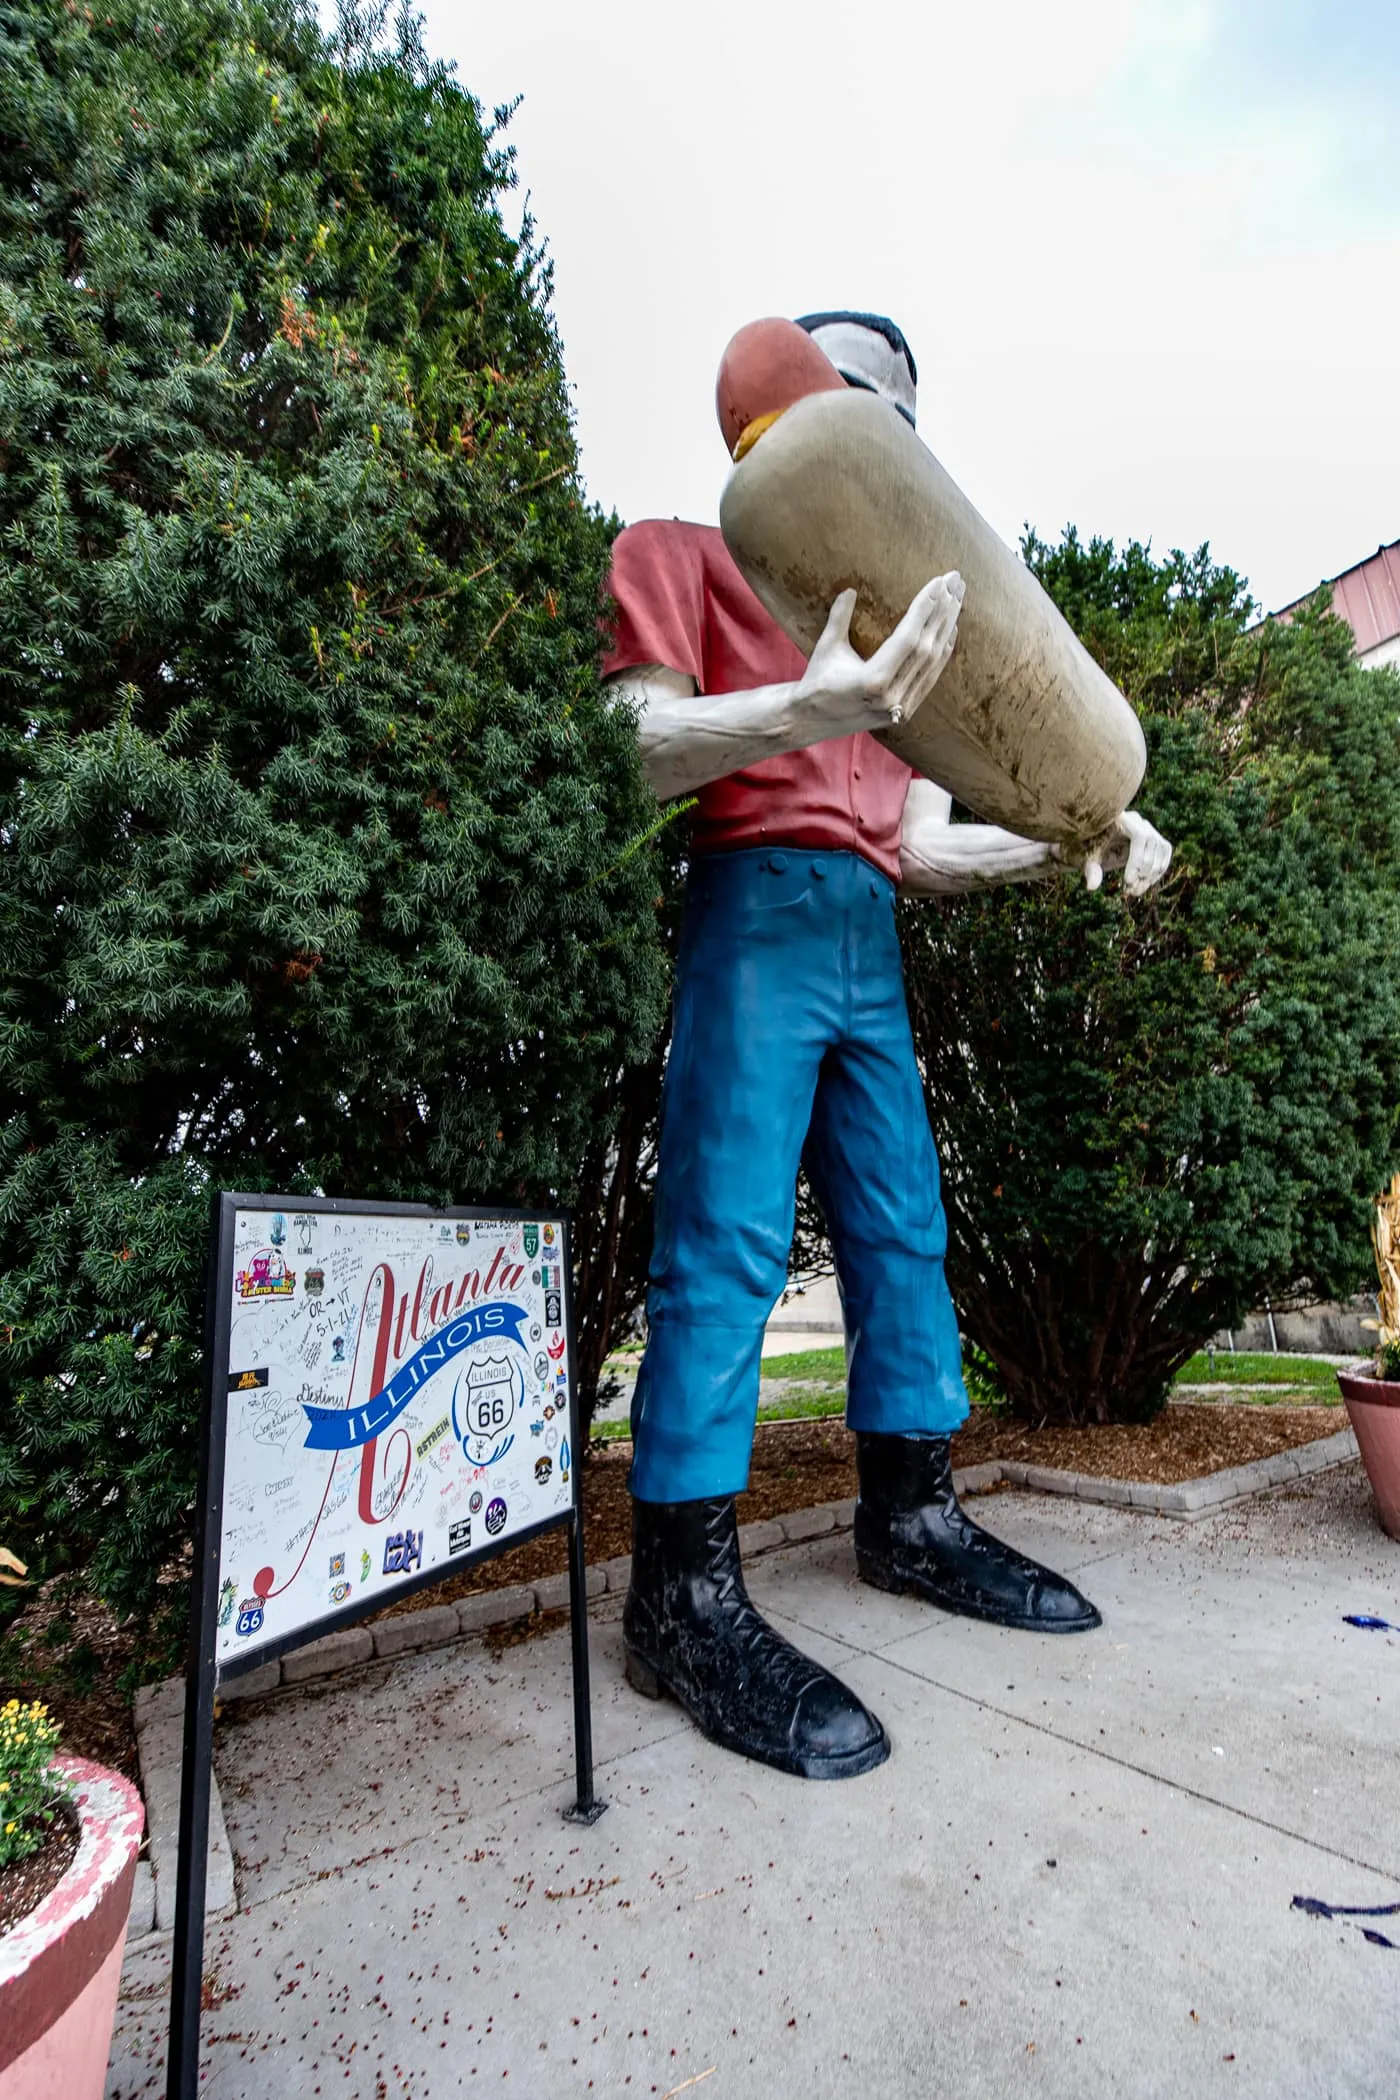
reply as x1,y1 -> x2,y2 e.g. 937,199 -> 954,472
630,846 -> 969,1504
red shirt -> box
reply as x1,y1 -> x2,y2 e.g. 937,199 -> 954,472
603,519 -> 912,884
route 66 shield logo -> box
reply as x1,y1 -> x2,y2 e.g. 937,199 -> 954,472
455,1355 -> 522,1460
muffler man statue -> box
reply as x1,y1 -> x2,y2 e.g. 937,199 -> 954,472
603,311 -> 1172,1779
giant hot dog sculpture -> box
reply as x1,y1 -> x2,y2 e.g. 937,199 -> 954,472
716,318 -> 1145,846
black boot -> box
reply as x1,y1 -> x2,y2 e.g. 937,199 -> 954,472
624,1495 -> 890,1780
854,1432 -> 1102,1632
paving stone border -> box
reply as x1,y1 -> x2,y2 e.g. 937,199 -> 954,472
994,1424 -> 1358,1517
124,1431 -> 1359,1950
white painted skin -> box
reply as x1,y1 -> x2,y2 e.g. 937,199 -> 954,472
609,593 -> 1173,899
898,779 -> 1173,898
617,575 -> 962,800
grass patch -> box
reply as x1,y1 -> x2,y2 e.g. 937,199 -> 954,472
756,1343 -> 1012,1411
1212,1386 -> 1343,1406
588,1345 -> 1346,1442
1174,1351 -> 1344,1390
758,1345 -> 1005,1410
756,1386 -> 846,1422
759,1345 -> 846,1382
591,1385 -> 848,1443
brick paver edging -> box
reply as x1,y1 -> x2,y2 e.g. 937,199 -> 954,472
123,1428 -> 1359,1951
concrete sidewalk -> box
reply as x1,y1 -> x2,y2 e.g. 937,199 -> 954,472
110,1463 -> 1400,2100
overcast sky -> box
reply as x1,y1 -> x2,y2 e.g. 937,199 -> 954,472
408,0 -> 1400,614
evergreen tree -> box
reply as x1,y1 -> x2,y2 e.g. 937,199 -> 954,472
899,531 -> 1400,1424
572,835 -> 687,1425
0,0 -> 666,1622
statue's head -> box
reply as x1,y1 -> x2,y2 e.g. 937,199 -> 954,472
794,312 -> 918,428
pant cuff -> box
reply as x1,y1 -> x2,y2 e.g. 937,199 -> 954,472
844,1384 -> 970,1438
628,1317 -> 764,1503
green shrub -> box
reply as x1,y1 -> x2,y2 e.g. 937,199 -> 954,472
902,533 -> 1400,1425
0,0 -> 666,1633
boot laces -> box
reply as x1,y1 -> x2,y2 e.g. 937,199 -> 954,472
731,1596 -> 827,1701
698,1509 -> 826,1700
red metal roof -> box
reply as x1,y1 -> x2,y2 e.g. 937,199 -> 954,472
1331,540 -> 1400,655
1278,538 -> 1400,655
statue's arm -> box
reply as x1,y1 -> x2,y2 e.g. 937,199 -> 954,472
608,661 -> 806,801
900,778 -> 1173,897
609,574 -> 964,801
899,778 -> 1060,894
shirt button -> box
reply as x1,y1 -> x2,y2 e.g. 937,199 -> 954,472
768,852 -> 788,874
810,861 -> 827,880
853,768 -> 862,780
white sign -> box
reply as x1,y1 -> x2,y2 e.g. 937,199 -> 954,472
214,1205 -> 575,1668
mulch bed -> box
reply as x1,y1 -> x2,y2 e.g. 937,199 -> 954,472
369,1398 -> 1345,1621
0,1802 -> 79,1939
950,1397 -> 1344,1484
0,1399 -> 1347,1792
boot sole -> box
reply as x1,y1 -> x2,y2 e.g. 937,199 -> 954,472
624,1644 -> 892,1780
856,1552 -> 1102,1634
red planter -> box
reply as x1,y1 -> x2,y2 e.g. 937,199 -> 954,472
0,1756 -> 144,2100
1337,1372 -> 1400,1540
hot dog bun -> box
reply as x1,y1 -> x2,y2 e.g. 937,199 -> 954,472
719,386 -> 1146,844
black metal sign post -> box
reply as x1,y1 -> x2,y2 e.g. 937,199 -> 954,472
166,1194 -> 233,2100
559,1215 -> 606,1830
166,1193 -> 605,2100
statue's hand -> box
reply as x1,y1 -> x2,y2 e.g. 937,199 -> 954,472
1060,811 -> 1173,897
798,573 -> 964,738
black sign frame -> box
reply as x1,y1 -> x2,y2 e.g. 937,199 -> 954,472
167,1192 -> 606,2100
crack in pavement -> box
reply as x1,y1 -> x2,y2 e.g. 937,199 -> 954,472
751,1573 -> 1400,1884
